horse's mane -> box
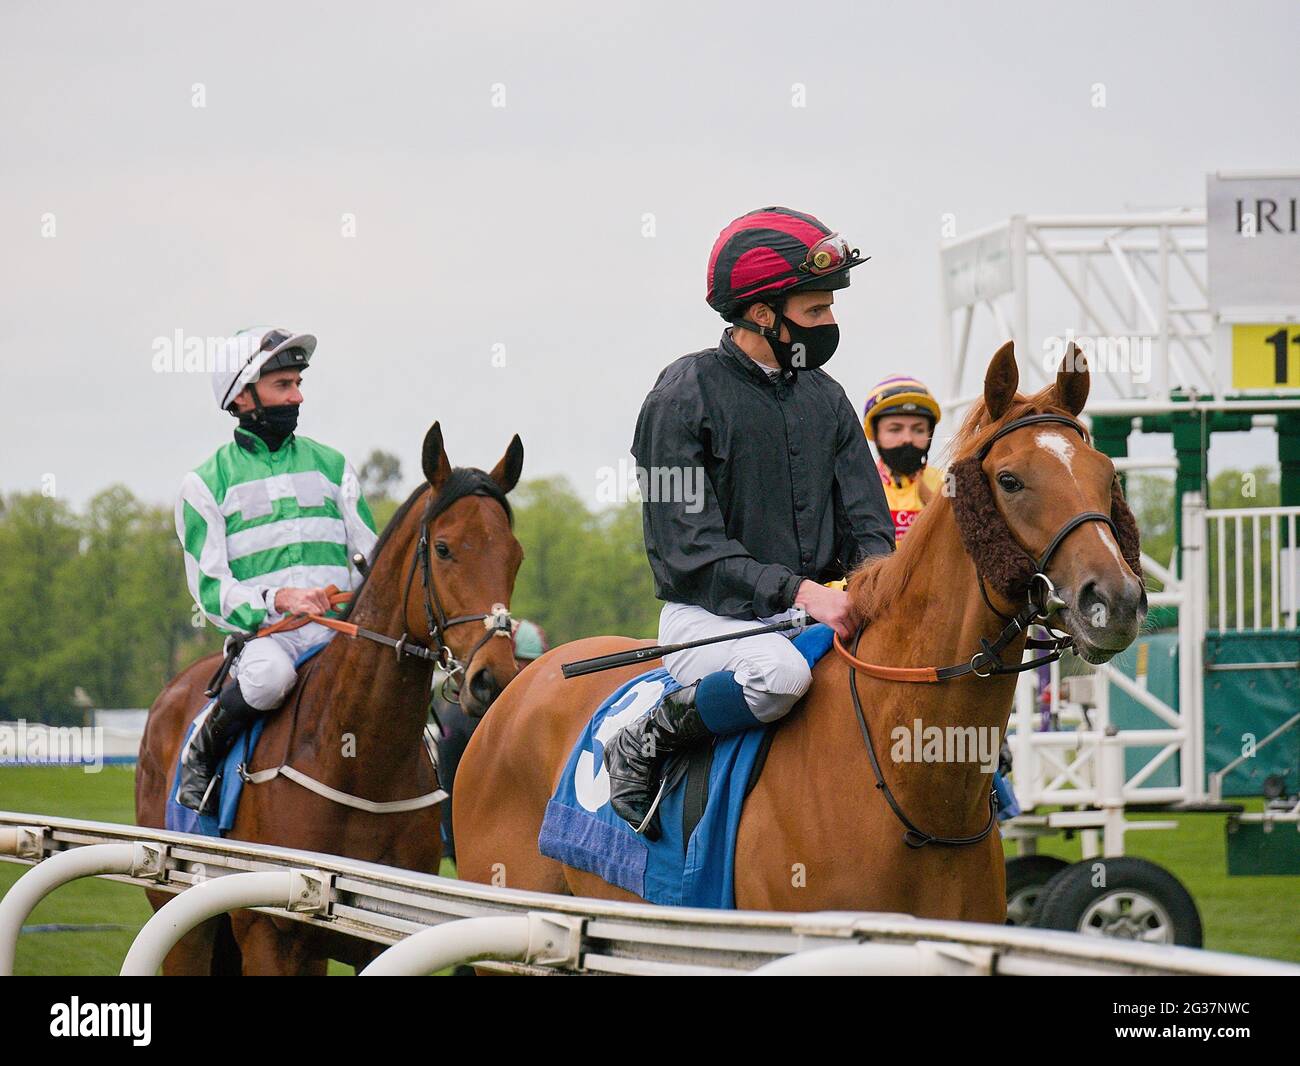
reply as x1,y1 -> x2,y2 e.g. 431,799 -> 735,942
847,382 -> 1088,626
341,481 -> 428,615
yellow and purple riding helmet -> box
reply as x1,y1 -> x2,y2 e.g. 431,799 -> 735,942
862,376 -> 942,442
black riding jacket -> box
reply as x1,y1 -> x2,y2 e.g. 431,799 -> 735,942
631,329 -> 896,620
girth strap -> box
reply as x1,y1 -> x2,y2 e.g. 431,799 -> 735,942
239,724 -> 448,814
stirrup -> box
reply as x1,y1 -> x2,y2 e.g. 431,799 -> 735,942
630,773 -> 671,836
196,773 -> 220,816
178,766 -> 221,815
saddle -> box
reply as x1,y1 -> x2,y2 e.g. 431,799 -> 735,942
538,625 -> 835,908
167,642 -> 331,837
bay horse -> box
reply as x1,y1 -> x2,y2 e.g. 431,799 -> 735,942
453,344 -> 1145,922
135,422 -> 524,974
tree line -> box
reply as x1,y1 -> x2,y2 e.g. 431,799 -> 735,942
0,453 -> 1279,724
0,453 -> 659,724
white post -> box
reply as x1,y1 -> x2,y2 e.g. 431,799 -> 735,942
1080,828 -> 1100,859
1013,672 -> 1037,811
360,912 -> 582,976
361,917 -> 531,976
1097,724 -> 1127,857
1157,224 -> 1171,398
120,869 -> 324,976
940,249 -> 955,396
0,842 -> 160,976
1010,215 -> 1029,360
1180,492 -> 1207,803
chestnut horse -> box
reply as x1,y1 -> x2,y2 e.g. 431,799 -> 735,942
454,344 -> 1145,922
136,423 -> 524,974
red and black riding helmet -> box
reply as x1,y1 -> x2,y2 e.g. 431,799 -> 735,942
706,206 -> 869,319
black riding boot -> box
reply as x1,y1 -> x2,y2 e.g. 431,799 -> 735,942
604,682 -> 712,839
177,682 -> 263,816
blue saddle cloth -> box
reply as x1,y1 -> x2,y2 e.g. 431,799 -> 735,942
164,642 -> 329,838
538,624 -> 835,909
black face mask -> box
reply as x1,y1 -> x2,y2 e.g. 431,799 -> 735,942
878,442 -> 928,478
733,299 -> 841,379
238,403 -> 299,451
773,317 -> 840,376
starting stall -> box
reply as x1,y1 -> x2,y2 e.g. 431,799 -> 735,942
938,171 -> 1300,944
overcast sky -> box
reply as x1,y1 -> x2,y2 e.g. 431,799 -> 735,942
3,0 -> 1296,511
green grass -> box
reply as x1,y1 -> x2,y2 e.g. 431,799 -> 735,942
0,765 -> 455,975
2,766 -> 155,976
3,765 -> 1297,973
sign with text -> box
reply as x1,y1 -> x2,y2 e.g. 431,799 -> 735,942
1231,323 -> 1300,390
1207,172 -> 1300,318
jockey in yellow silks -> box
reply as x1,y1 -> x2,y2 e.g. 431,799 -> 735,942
862,376 -> 943,542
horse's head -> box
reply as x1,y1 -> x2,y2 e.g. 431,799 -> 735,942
951,342 -> 1147,664
405,421 -> 525,717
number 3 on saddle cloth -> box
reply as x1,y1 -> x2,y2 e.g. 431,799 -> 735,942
164,642 -> 329,838
539,623 -> 1022,908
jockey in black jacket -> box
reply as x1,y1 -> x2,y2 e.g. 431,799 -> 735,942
606,206 -> 896,835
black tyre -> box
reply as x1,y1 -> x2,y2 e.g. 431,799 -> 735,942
1031,857 -> 1203,947
1004,855 -> 1070,926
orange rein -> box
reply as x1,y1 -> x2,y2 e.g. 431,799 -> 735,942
255,585 -> 359,640
831,632 -> 943,683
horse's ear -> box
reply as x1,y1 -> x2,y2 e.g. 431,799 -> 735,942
985,341 -> 1019,420
1056,343 -> 1090,416
489,434 -> 524,495
422,422 -> 452,493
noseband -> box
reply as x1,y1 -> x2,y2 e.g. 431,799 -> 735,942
398,469 -> 516,702
837,412 -> 1129,848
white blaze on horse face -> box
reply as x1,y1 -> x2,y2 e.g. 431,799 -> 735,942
1036,430 -> 1126,571
1093,519 -> 1126,568
575,678 -> 666,813
1035,429 -> 1075,470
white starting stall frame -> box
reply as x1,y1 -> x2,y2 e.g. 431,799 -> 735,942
2,812 -> 1295,977
937,174 -> 1300,932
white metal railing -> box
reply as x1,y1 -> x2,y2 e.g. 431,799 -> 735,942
3,812 -> 1295,976
1207,505 -> 1300,632
1010,498 -> 1300,823
939,211 -> 1213,421
1007,493 -> 1210,818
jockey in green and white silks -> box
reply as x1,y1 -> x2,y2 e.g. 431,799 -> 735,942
174,327 -> 379,815
178,426 -> 378,634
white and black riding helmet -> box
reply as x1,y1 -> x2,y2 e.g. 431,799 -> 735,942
211,327 -> 316,414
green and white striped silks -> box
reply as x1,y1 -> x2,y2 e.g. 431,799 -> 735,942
176,428 -> 379,633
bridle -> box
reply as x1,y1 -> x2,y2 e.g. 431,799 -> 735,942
228,469 -> 517,708
216,468 -> 516,816
398,471 -> 516,703
835,412 -> 1123,848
